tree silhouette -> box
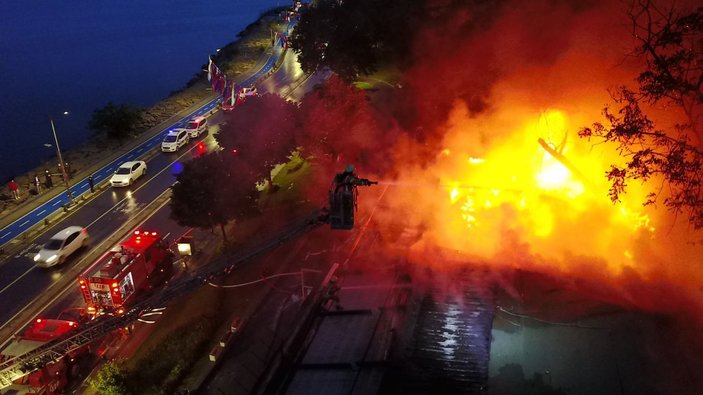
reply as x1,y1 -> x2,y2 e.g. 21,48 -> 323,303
290,0 -> 384,81
580,3 -> 703,228
89,102 -> 143,140
215,94 -> 298,188
297,75 -> 381,167
170,152 -> 259,242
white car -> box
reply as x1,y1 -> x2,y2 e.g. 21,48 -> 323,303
161,129 -> 189,152
34,226 -> 89,267
185,116 -> 208,138
110,161 -> 147,187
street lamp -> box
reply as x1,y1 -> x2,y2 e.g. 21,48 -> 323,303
49,114 -> 73,204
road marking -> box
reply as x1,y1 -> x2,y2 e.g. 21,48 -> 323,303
37,210 -> 46,216
0,265 -> 35,294
0,187 -> 175,347
14,243 -> 37,259
20,220 -> 29,227
1,99 -> 219,251
84,142 -> 203,230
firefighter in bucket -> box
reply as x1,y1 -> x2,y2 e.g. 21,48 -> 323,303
328,165 -> 377,229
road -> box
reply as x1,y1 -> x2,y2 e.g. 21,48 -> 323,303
0,130 -> 210,326
0,22 -> 313,341
0,22 -> 291,250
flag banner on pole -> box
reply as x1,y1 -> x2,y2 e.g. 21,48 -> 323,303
219,79 -> 226,98
208,57 -> 213,82
211,68 -> 219,91
221,80 -> 231,100
218,75 -> 226,93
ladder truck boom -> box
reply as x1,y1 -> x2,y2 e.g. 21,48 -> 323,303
0,166 -> 376,389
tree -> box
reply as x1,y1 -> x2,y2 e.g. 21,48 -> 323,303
170,152 -> 259,242
89,102 -> 143,140
290,0 -> 385,81
215,94 -> 298,187
90,361 -> 130,395
580,3 -> 703,228
297,75 -> 382,167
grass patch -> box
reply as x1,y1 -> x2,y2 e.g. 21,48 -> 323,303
258,151 -> 312,210
126,317 -> 218,394
353,81 -> 375,90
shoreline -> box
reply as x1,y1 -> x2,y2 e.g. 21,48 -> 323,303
0,7 -> 285,218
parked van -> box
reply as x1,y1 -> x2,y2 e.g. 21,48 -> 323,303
161,129 -> 189,152
185,116 -> 208,138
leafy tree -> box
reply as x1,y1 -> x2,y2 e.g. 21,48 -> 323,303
297,75 -> 382,167
89,102 -> 143,140
290,0 -> 385,81
580,3 -> 703,228
170,152 -> 259,242
215,94 -> 298,187
90,360 -> 130,395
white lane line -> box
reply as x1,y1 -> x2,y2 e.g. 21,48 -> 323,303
20,220 -> 29,227
85,143 -> 201,230
1,232 -> 10,239
0,265 -> 36,294
0,99 -> 219,250
37,210 -> 47,216
0,184 -> 177,342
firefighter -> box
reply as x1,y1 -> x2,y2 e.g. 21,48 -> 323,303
333,164 -> 357,187
328,165 -> 377,229
333,164 -> 376,190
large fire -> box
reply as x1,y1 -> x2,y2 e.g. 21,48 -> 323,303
366,0 -> 703,321
440,108 -> 655,269
385,98 -> 702,317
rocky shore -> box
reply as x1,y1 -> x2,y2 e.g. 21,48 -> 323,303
0,7 -> 286,218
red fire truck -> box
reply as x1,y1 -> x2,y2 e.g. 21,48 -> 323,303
78,230 -> 174,316
0,318 -> 84,394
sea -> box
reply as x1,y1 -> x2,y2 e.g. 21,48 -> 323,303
0,0 -> 284,184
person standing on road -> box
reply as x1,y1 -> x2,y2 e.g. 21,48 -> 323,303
8,179 -> 19,200
88,175 -> 94,193
34,174 -> 42,194
45,170 -> 53,188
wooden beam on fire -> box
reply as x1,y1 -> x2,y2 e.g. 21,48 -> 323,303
537,138 -> 595,189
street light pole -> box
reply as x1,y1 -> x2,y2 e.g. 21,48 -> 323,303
49,117 -> 73,203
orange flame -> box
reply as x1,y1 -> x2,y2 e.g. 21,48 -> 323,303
385,98 -> 702,304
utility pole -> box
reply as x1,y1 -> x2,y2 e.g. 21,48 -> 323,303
49,116 -> 73,204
